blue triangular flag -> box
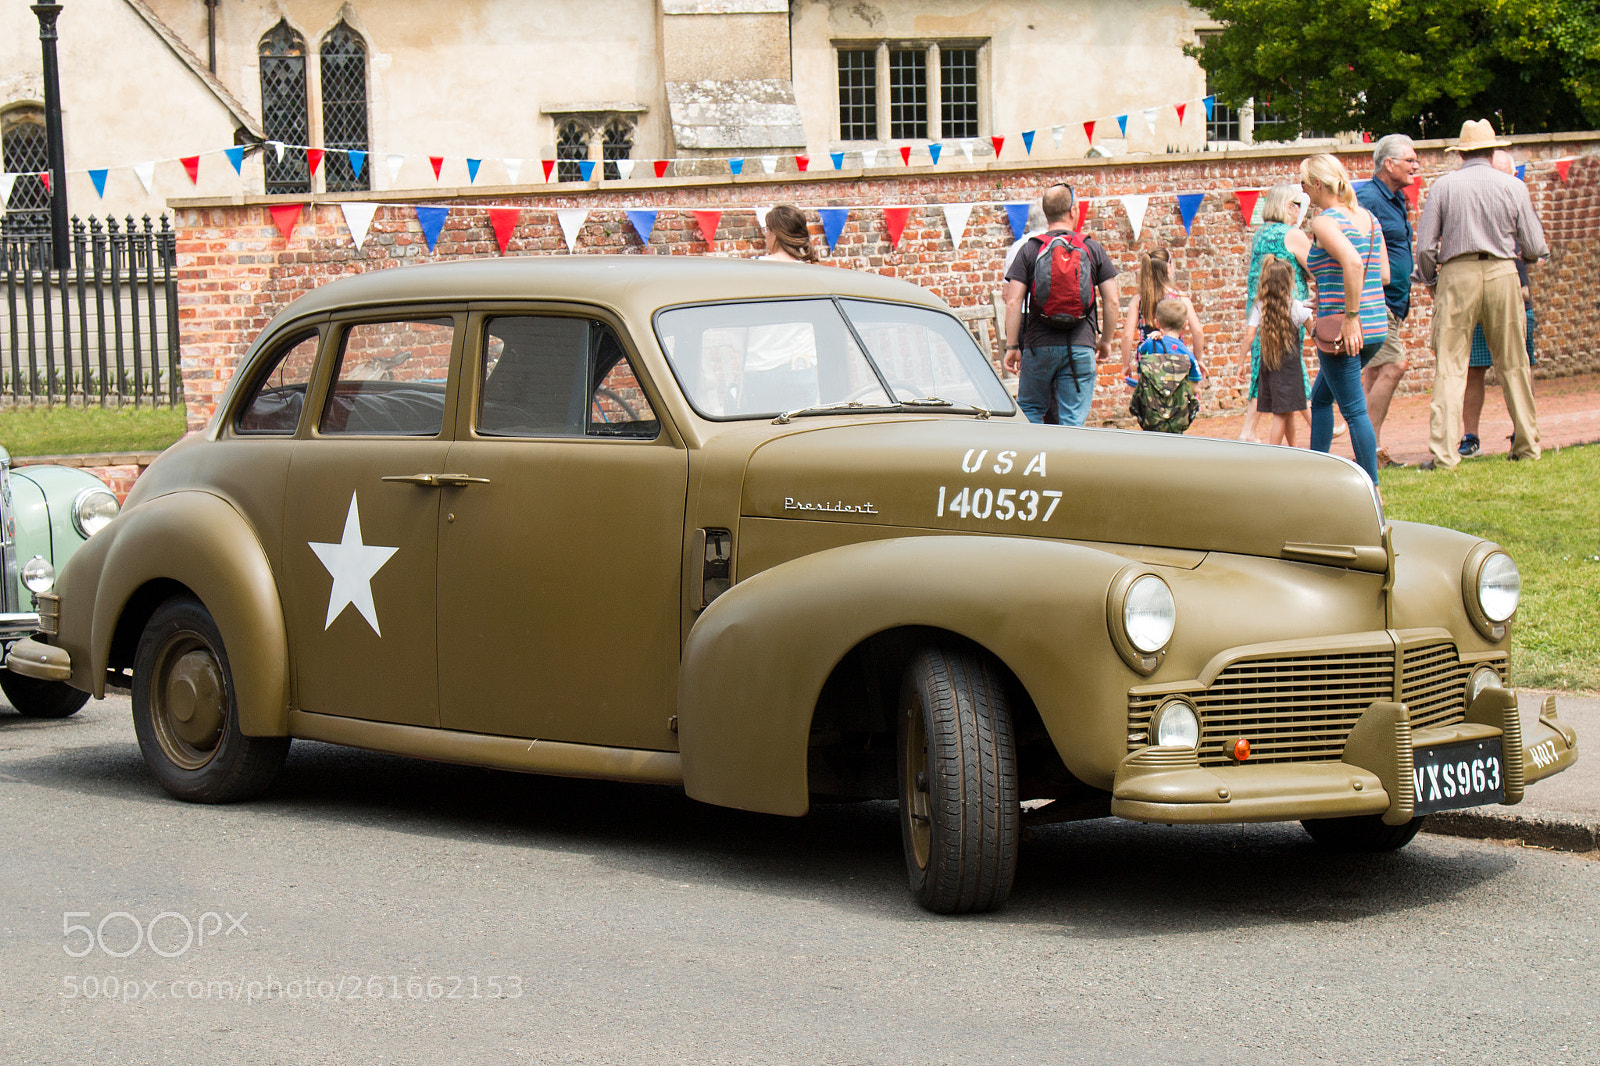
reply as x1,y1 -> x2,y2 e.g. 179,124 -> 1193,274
830,152 -> 845,170
817,207 -> 849,252
415,206 -> 448,253
1022,130 -> 1035,155
223,146 -> 245,175
1005,202 -> 1031,242
1117,114 -> 1129,138
1516,163 -> 1527,181
467,158 -> 481,183
729,158 -> 745,175
626,209 -> 658,245
1176,193 -> 1204,234
1203,96 -> 1216,120
89,169 -> 109,197
348,150 -> 366,179
928,143 -> 942,165
578,160 -> 596,181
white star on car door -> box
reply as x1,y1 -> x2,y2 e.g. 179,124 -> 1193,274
309,492 -> 398,636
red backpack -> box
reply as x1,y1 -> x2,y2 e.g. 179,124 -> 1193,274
1028,231 -> 1097,330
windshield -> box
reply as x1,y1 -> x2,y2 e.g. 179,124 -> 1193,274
654,297 -> 1015,419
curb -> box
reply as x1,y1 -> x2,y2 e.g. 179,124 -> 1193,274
1425,809 -> 1600,856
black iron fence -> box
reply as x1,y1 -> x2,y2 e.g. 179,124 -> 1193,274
2,215 -> 181,407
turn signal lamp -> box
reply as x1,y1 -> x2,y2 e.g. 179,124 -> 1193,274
1232,738 -> 1251,762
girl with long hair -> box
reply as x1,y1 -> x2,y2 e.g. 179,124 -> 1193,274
758,204 -> 820,263
1240,254 -> 1312,446
1119,247 -> 1203,382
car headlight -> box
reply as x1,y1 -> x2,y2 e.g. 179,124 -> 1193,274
1124,574 -> 1176,653
72,486 -> 119,539
21,554 -> 55,595
1469,665 -> 1502,702
1477,552 -> 1520,623
1151,699 -> 1200,749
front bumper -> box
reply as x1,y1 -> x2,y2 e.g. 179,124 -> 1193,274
3,635 -> 72,682
1,611 -> 42,643
1111,689 -> 1578,824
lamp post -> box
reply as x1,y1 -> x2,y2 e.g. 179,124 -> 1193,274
33,2 -> 70,271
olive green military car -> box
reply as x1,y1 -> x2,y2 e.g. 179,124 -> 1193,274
6,257 -> 1577,913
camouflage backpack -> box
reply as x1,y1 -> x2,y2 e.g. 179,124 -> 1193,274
1129,335 -> 1199,434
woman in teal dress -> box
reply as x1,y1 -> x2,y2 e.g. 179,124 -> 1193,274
1240,184 -> 1313,441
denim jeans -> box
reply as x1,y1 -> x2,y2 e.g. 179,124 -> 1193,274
1309,339 -> 1382,482
1018,344 -> 1096,426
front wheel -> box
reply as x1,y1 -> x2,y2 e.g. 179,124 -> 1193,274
897,647 -> 1019,914
1,670 -> 90,718
131,596 -> 288,803
1301,813 -> 1427,851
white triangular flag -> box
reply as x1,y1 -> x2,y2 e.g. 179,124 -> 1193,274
268,140 -> 285,163
755,204 -> 772,231
614,159 -> 635,180
941,203 -> 974,248
760,155 -> 778,174
1051,125 -> 1065,149
1143,108 -> 1158,135
0,173 -> 16,209
556,208 -> 588,251
959,139 -> 974,163
340,202 -> 379,248
861,148 -> 878,168
133,161 -> 156,193
386,154 -> 405,184
503,158 -> 523,184
1120,194 -> 1150,240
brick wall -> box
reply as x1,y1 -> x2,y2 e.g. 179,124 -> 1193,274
171,133 -> 1600,431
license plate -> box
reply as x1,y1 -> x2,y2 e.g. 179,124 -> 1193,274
1412,737 -> 1504,815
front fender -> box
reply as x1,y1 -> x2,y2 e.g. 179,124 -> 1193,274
58,491 -> 290,736
677,535 -> 1136,815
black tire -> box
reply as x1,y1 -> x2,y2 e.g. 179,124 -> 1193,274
1,670 -> 90,718
1301,813 -> 1427,851
131,596 -> 289,803
897,647 -> 1019,914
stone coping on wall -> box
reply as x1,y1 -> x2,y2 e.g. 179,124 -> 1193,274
166,131 -> 1600,211
11,451 -> 166,470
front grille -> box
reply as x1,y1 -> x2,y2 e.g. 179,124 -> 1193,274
1128,641 -> 1501,766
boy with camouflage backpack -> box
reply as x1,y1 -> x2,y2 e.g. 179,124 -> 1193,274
1128,298 -> 1202,433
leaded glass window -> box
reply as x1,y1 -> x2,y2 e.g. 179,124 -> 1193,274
888,49 -> 927,140
320,23 -> 370,192
557,122 -> 589,182
940,48 -> 978,139
1,108 -> 49,238
837,49 -> 876,141
602,120 -> 633,181
259,21 -> 310,194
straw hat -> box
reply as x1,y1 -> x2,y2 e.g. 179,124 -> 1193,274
1446,118 -> 1511,152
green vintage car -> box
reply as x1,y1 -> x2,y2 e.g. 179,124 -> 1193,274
6,257 -> 1578,913
0,444 -> 119,717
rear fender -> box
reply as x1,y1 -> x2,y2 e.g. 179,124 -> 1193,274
677,535 -> 1133,815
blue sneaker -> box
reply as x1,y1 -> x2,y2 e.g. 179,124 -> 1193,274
1458,433 -> 1481,457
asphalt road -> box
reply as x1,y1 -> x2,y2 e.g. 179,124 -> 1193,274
2,695 -> 1595,1066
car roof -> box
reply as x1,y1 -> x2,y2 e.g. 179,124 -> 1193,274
267,255 -> 951,325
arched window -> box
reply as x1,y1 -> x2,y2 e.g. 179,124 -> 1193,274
556,121 -> 589,182
320,22 -> 370,192
259,20 -> 310,194
1,107 -> 50,237
602,120 -> 634,181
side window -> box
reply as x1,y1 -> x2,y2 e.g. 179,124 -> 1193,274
235,330 -> 320,434
319,318 -> 453,436
478,316 -> 658,439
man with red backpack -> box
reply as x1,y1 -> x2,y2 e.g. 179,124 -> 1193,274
1002,182 -> 1122,425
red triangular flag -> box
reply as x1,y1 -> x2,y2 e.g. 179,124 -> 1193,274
180,156 -> 200,184
269,203 -> 303,242
1402,178 -> 1422,209
1556,158 -> 1573,181
899,145 -> 912,166
882,206 -> 912,249
1175,103 -> 1188,124
796,154 -> 810,172
40,171 -> 50,193
541,159 -> 556,181
654,160 -> 670,178
990,135 -> 1005,158
1235,188 -> 1260,226
1074,201 -> 1090,232
306,148 -> 324,176
692,210 -> 721,245
429,156 -> 444,180
1083,120 -> 1096,143
487,207 -> 520,255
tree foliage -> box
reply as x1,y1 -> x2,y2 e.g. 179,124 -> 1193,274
1188,0 -> 1600,138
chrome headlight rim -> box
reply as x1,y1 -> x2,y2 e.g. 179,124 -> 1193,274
1107,567 -> 1176,675
21,554 -> 56,595
1151,698 -> 1201,751
1462,543 -> 1519,640
71,485 -> 120,539
1468,664 -> 1503,703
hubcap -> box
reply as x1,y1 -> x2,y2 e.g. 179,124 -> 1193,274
151,638 -> 226,769
903,705 -> 931,870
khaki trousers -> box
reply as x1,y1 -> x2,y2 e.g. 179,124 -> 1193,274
1429,257 -> 1541,467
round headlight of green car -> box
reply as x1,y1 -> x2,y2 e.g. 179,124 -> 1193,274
1476,551 -> 1520,623
1124,574 -> 1176,654
72,486 -> 119,539
21,554 -> 56,594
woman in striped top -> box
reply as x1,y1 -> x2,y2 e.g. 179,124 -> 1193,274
1297,153 -> 1390,482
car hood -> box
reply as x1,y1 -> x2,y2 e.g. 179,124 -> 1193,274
738,419 -> 1386,566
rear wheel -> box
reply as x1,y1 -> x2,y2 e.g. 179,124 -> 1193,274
131,596 -> 288,802
897,647 -> 1018,914
0,670 -> 90,718
1301,813 -> 1427,851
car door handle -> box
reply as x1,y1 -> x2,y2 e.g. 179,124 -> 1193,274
380,473 -> 491,488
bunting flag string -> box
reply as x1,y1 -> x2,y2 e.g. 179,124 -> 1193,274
503,157 -> 521,183
760,156 -> 778,174
1083,120 -> 1096,145
942,202 -> 974,248
269,203 -> 302,242
1120,194 -> 1149,240
225,146 -> 245,174
556,208 -> 588,252
881,205 -> 912,249
797,154 -> 811,172
429,156 -> 444,181
89,168 -> 109,197
1175,103 -> 1188,125
625,208 -> 657,245
1004,202 -> 1031,242
1555,158 -> 1574,181
817,206 -> 849,252
613,159 -> 634,181
654,160 -> 671,179
415,205 -> 448,253
388,154 -> 405,183
466,158 -> 481,184
1234,188 -> 1260,226
899,146 -> 912,166
1176,192 -> 1204,234
692,209 -> 721,247
830,151 -> 844,171
728,158 -> 744,176
1116,115 -> 1129,138
1022,130 -> 1036,156
307,149 -> 325,177
487,206 -> 520,254
340,202 -> 379,249
349,151 -> 367,180
541,159 -> 557,182
1051,125 -> 1065,150
990,135 -> 1005,159
928,143 -> 943,165
0,173 -> 17,208
578,160 -> 596,181
133,160 -> 155,194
